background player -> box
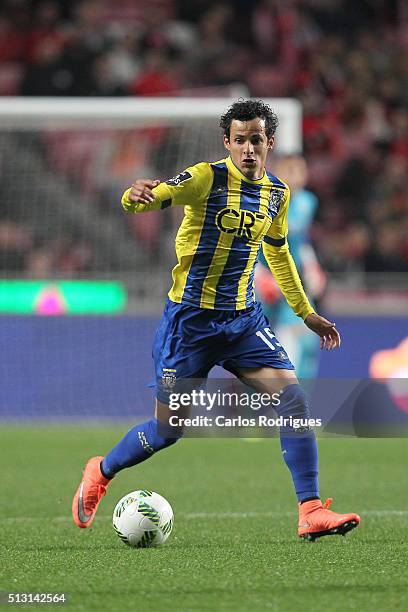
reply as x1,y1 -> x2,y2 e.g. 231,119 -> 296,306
72,100 -> 360,541
255,154 -> 326,379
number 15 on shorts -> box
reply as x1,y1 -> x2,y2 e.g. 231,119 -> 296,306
256,327 -> 282,351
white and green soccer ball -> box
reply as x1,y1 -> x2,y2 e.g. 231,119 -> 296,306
112,490 -> 174,548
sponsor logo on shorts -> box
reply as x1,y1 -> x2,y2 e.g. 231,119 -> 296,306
162,368 -> 177,391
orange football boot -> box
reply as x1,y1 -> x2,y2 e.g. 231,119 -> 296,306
298,498 -> 360,541
72,456 -> 112,528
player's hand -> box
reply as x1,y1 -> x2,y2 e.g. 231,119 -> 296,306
304,313 -> 341,350
128,179 -> 160,204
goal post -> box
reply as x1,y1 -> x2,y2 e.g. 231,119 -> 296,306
0,97 -> 302,154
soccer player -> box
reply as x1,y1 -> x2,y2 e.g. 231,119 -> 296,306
72,100 -> 360,541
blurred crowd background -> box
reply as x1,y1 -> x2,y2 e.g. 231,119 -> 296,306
0,0 -> 407,283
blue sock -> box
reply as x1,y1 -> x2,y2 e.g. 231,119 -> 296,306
276,384 -> 319,503
101,418 -> 180,479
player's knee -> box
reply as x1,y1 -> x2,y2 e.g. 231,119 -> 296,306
276,383 -> 310,417
275,384 -> 312,433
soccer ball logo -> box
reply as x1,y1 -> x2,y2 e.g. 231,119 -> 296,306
112,490 -> 174,548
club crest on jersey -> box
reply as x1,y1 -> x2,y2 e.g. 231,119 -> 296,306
166,171 -> 192,186
162,368 -> 177,391
268,189 -> 285,218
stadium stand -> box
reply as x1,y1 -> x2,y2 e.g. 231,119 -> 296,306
0,0 -> 406,276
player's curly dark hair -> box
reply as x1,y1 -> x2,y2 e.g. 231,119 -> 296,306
220,99 -> 278,140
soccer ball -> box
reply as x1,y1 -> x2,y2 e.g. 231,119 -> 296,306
112,490 -> 174,548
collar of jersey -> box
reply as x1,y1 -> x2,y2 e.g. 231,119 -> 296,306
226,156 -> 266,184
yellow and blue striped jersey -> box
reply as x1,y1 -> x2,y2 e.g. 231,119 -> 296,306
122,156 -> 314,318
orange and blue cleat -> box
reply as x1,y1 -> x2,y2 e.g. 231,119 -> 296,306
72,456 -> 112,528
298,498 -> 360,541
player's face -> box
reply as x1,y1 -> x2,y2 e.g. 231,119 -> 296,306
275,155 -> 308,192
224,118 -> 274,180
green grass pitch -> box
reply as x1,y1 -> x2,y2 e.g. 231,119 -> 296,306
2,427 -> 407,611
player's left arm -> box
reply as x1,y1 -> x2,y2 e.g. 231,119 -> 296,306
262,187 -> 340,350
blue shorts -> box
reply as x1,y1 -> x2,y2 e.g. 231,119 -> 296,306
153,299 -> 294,403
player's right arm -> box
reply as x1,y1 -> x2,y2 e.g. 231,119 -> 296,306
263,186 -> 340,350
121,164 -> 210,213
122,178 -> 161,209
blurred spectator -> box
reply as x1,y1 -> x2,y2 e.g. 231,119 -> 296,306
25,1 -> 66,64
0,222 -> 33,271
19,38 -> 69,96
104,30 -> 142,89
0,13 -> 26,63
129,49 -> 180,96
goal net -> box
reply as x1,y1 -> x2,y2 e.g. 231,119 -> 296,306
0,96 -> 302,422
